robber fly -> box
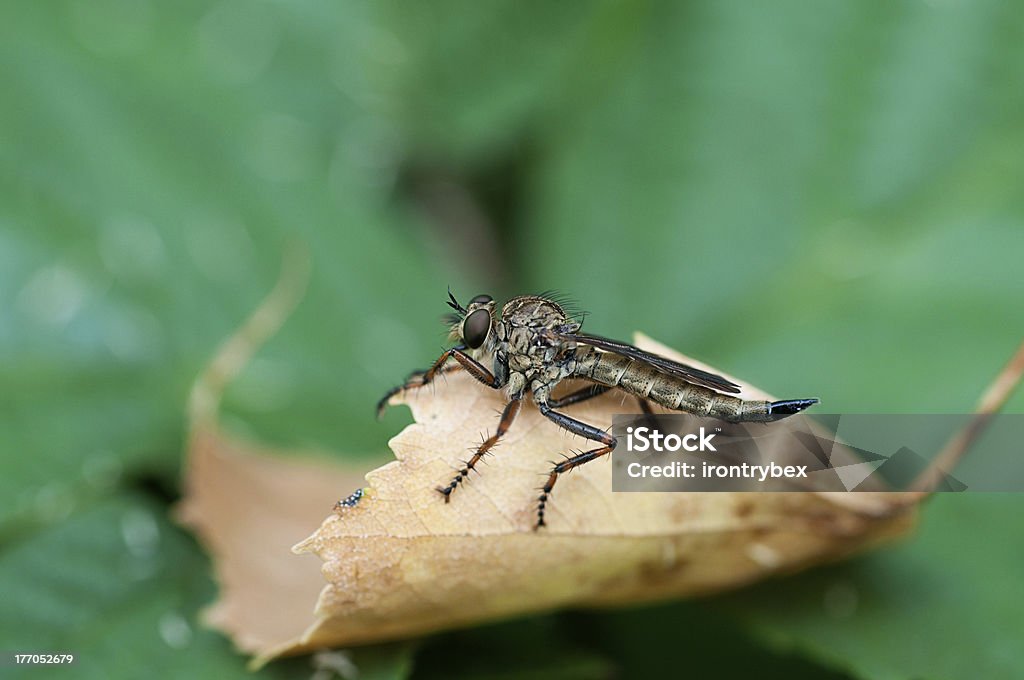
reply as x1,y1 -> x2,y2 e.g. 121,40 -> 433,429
377,291 -> 818,529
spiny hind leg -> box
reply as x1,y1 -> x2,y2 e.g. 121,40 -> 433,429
438,395 -> 523,502
536,445 -> 615,530
535,404 -> 617,529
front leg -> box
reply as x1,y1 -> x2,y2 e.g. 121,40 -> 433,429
535,401 -> 617,529
376,345 -> 503,417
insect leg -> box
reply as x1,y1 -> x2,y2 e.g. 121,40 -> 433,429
437,394 -> 523,502
535,404 -> 617,529
376,345 -> 503,417
376,363 -> 462,417
446,347 -> 504,389
547,383 -> 611,408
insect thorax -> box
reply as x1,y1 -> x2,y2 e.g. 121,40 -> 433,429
495,296 -> 579,399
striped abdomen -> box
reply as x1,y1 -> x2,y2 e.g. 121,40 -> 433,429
572,349 -> 812,423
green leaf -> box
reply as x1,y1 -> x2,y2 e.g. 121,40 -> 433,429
2,0 -> 1022,677
726,494 -> 1024,680
409,618 -> 616,680
518,0 -> 1024,415
0,492 -> 415,679
0,494 -> 276,677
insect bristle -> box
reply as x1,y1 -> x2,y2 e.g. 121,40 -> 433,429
535,289 -> 586,324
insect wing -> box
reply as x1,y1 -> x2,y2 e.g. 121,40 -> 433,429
565,332 -> 742,394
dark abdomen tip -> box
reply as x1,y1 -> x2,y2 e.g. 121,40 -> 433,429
767,398 -> 819,420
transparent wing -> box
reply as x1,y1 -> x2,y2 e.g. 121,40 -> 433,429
563,332 -> 742,394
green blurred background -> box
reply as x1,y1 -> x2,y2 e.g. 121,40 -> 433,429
2,1 -> 1023,678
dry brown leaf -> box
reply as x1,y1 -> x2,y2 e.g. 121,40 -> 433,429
177,422 -> 383,657
183,259 -> 1024,665
285,334 -> 917,652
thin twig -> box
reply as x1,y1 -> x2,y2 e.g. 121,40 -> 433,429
187,243 -> 312,426
908,339 -> 1024,497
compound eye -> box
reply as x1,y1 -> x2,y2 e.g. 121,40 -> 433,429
462,308 -> 491,349
470,294 -> 493,305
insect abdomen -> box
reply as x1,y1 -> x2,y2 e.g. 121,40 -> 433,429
575,350 -> 630,387
648,374 -> 774,421
574,350 -> 779,422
